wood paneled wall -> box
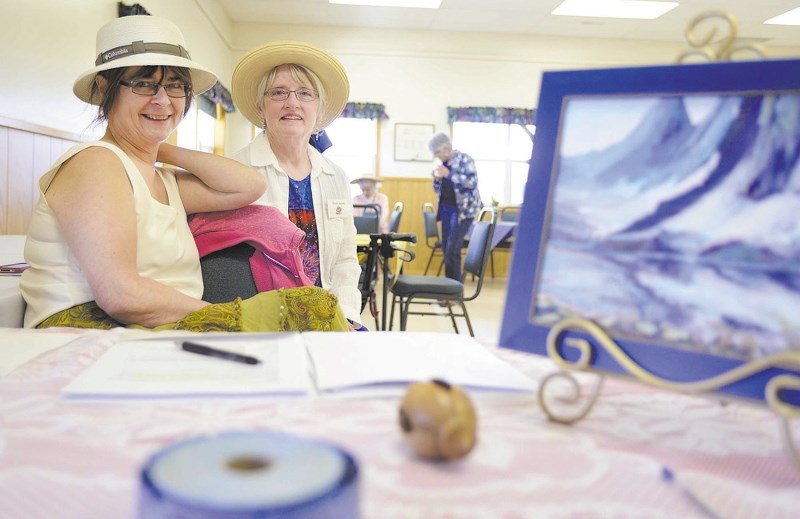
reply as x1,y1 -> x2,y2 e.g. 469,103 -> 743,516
379,176 -> 511,276
0,117 -> 80,235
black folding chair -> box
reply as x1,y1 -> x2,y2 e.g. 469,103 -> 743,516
389,207 -> 496,336
421,202 -> 443,276
353,203 -> 381,234
389,201 -> 404,232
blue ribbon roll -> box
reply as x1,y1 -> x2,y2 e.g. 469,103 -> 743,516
138,431 -> 359,518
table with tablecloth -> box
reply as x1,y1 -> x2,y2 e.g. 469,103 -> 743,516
1,327 -> 798,518
490,221 -> 517,251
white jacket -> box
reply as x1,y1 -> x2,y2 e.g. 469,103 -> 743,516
229,133 -> 362,324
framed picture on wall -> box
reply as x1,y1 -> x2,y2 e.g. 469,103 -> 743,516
499,58 -> 800,408
394,123 -> 435,162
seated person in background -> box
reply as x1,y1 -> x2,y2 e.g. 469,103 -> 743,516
229,40 -> 362,329
19,15 -> 348,333
352,174 -> 389,233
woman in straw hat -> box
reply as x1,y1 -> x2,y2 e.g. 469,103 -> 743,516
230,41 -> 363,329
351,174 -> 389,233
20,16 -> 348,332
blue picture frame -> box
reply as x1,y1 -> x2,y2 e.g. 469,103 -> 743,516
500,58 -> 800,406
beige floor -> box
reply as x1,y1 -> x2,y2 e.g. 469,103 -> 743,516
359,274 -> 510,344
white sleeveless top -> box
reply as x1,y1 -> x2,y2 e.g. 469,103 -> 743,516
20,141 -> 202,328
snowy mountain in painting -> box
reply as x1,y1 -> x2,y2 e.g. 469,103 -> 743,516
552,94 -> 800,263
537,92 -> 800,359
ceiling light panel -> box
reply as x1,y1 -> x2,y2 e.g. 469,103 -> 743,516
764,8 -> 800,26
552,0 -> 679,20
329,0 -> 442,8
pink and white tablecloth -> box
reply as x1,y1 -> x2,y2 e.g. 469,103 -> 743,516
0,327 -> 798,518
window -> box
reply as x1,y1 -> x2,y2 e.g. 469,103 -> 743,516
323,117 -> 379,197
452,121 -> 534,206
177,104 -> 216,154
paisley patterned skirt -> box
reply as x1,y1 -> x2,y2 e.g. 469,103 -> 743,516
36,286 -> 348,332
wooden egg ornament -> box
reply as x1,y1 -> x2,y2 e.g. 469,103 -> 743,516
398,379 -> 477,460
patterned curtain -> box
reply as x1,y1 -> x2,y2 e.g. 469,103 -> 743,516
341,102 -> 389,120
447,106 -> 536,125
117,2 -> 149,16
199,82 -> 236,116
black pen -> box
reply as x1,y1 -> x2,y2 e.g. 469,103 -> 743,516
179,341 -> 261,365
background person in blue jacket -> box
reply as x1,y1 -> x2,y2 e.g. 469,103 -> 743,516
427,133 -> 483,282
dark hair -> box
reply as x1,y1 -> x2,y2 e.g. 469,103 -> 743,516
90,66 -> 194,124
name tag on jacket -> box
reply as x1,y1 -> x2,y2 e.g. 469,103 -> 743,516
327,200 -> 347,218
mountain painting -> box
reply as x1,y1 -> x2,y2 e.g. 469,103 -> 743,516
533,93 -> 800,361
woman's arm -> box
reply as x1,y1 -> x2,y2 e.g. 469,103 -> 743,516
47,147 -> 209,327
159,143 -> 267,214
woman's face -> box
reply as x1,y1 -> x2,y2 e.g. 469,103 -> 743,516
258,65 -> 320,142
105,67 -> 187,146
359,180 -> 376,197
433,144 -> 454,163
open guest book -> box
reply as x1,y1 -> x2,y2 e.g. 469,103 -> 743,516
62,331 -> 537,398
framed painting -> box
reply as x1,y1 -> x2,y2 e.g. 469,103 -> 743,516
394,123 -> 435,162
499,58 -> 800,408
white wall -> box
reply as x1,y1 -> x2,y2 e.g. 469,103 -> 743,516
0,0 -> 234,143
2,1 -> 799,178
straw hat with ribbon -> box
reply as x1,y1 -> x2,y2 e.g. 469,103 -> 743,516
231,40 -> 350,131
73,15 -> 218,105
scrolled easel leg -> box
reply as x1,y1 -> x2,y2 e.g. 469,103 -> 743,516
538,370 -> 605,425
765,375 -> 800,474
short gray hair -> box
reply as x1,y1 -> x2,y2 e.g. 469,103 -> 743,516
427,132 -> 451,153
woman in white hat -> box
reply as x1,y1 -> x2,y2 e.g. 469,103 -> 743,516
20,16 -> 348,332
230,41 -> 363,328
351,175 -> 389,233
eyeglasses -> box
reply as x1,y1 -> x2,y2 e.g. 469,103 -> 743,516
265,87 -> 318,103
118,80 -> 191,98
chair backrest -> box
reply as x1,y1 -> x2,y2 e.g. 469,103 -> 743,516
353,203 -> 381,234
421,202 -> 439,247
388,240 -> 415,289
200,243 -> 259,303
389,201 -> 404,233
461,207 -> 497,301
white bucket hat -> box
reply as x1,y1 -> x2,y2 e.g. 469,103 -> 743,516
73,15 -> 218,105
231,40 -> 350,130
